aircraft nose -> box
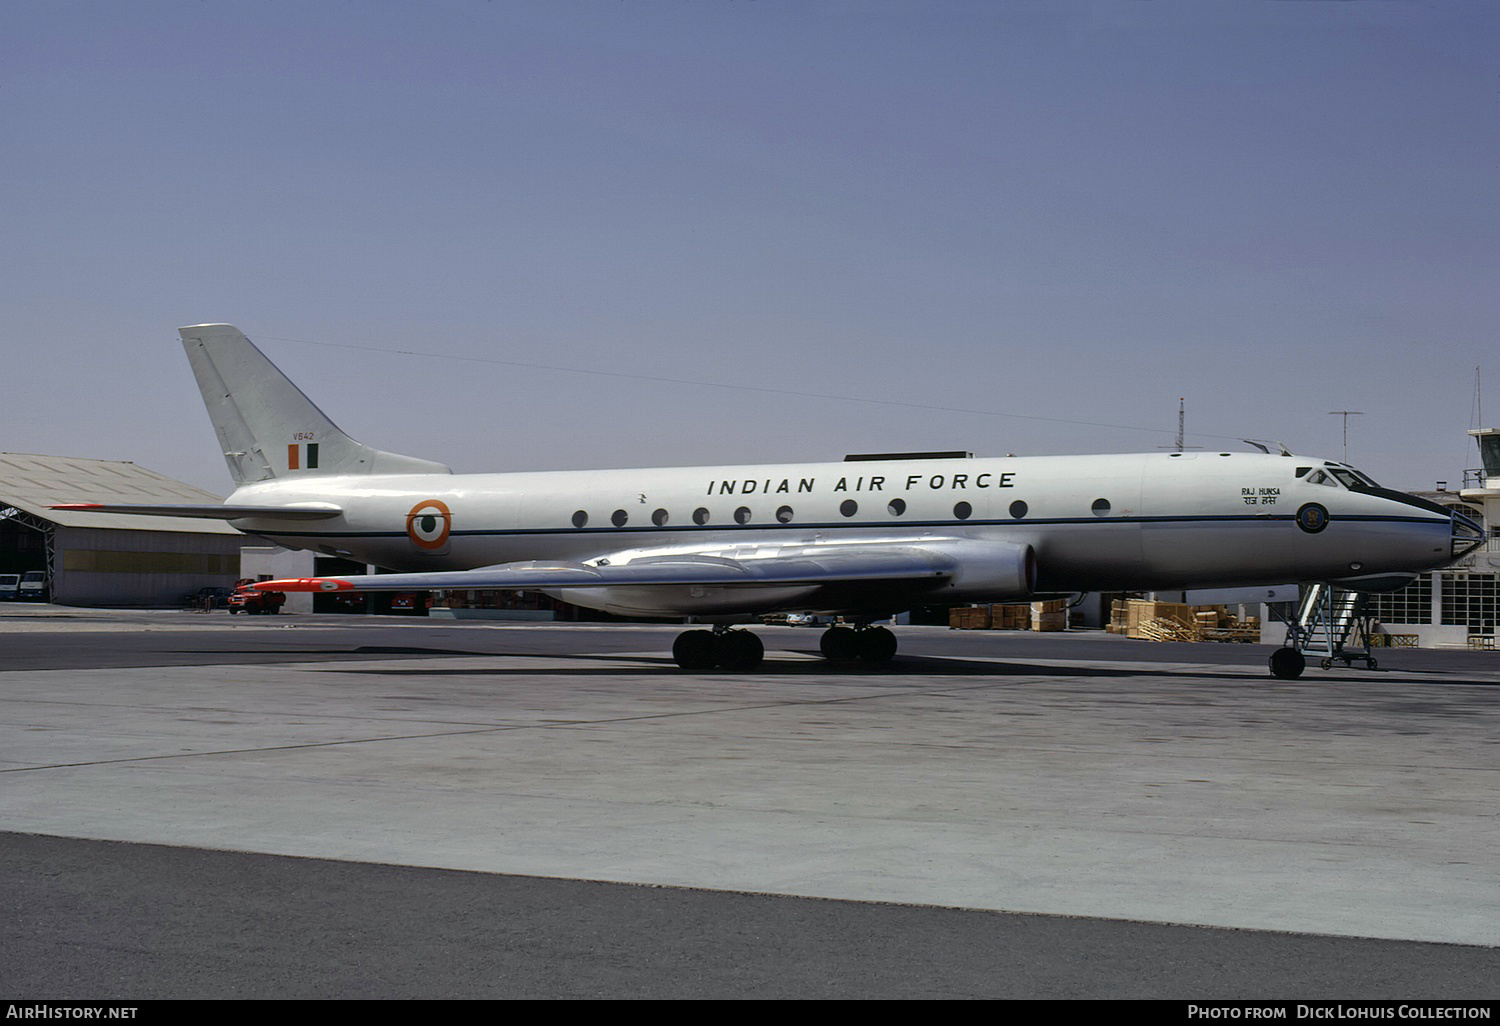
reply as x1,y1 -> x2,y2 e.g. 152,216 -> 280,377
1451,511 -> 1484,560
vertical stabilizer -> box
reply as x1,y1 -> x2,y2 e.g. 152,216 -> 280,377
179,324 -> 451,485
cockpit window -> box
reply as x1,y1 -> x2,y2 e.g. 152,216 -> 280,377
1306,470 -> 1337,487
1313,463 -> 1380,488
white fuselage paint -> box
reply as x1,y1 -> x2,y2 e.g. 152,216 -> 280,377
217,451 -> 1455,618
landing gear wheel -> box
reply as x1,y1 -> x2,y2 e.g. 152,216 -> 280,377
1269,647 -> 1306,680
820,626 -> 858,661
1320,657 -> 1334,671
715,630 -> 764,671
673,630 -> 718,670
856,626 -> 898,663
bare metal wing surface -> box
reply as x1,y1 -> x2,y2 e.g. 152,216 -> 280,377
257,545 -> 961,593
49,502 -> 344,520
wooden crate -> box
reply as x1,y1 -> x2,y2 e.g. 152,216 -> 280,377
949,606 -> 992,630
992,603 -> 1031,630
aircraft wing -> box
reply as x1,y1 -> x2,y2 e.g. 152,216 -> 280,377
50,502 -> 344,520
256,547 -> 956,593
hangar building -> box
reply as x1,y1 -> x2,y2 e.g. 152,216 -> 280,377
0,452 -> 243,607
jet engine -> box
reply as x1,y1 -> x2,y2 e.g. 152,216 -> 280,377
928,540 -> 1038,602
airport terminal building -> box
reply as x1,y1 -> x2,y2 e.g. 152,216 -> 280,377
1357,429 -> 1500,648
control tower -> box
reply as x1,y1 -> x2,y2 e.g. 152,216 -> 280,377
1459,429 -> 1500,543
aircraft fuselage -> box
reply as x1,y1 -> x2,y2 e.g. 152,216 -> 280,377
221,450 -> 1458,617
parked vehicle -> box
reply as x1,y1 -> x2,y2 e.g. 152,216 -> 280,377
188,586 -> 232,610
18,571 -> 46,602
0,574 -> 19,601
229,581 -> 285,614
388,592 -> 429,616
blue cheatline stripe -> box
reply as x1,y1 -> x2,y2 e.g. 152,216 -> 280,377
244,511 -> 1446,540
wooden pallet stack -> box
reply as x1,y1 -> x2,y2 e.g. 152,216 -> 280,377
1128,600 -> 1195,641
949,603 -> 1041,630
1109,599 -> 1259,643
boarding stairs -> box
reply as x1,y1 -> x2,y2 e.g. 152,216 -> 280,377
1278,584 -> 1379,670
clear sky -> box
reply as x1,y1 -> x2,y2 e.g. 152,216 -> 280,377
2,0 -> 1495,495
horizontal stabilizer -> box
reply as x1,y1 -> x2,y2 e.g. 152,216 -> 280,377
51,502 -> 344,520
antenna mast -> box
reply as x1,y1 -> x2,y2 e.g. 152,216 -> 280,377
1328,410 -> 1364,462
1158,398 -> 1200,454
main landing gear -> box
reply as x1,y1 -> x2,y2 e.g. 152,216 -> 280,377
818,624 -> 898,663
669,623 -> 901,670
672,626 -> 765,671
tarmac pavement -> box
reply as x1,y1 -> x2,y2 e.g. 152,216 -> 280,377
1,608 -> 1497,998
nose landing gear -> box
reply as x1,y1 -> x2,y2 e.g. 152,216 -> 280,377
1267,583 -> 1383,678
1268,647 -> 1306,680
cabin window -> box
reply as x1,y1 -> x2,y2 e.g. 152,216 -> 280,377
571,510 -> 588,528
887,498 -> 906,516
693,507 -> 710,526
652,508 -> 669,527
953,501 -> 973,521
1091,498 -> 1111,516
776,505 -> 794,523
734,506 -> 752,524
612,509 -> 629,527
1009,500 -> 1028,519
840,500 -> 858,518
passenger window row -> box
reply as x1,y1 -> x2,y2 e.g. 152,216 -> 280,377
567,498 -> 1094,527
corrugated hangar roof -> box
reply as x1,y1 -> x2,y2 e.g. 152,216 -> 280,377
0,452 -> 240,535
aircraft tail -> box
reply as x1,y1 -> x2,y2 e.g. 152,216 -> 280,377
179,324 -> 451,486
